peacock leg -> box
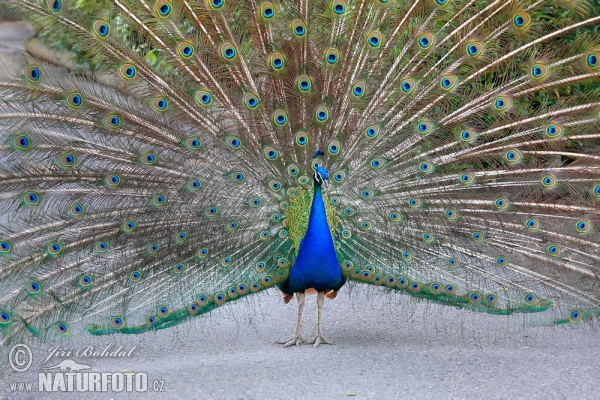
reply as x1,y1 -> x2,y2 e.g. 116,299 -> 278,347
309,291 -> 333,347
276,292 -> 307,347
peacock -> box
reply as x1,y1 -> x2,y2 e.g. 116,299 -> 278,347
1,0 -> 599,349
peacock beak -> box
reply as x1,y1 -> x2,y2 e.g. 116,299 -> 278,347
323,178 -> 329,189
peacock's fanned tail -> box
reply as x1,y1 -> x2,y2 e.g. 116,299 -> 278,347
0,0 -> 599,344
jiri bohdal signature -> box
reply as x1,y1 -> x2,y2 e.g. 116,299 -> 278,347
40,344 -> 137,365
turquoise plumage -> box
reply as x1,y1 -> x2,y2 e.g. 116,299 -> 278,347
1,0 -> 600,348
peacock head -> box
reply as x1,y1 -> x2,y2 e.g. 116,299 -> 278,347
312,149 -> 329,188
314,166 -> 329,188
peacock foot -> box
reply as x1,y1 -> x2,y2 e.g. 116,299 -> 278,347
308,335 -> 333,347
276,335 -> 307,347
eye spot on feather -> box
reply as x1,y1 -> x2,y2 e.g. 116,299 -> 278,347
154,0 -> 172,16
328,139 -> 341,155
361,189 -> 374,199
95,241 -> 109,253
140,152 -> 157,166
575,219 -> 592,233
455,130 -> 477,147
221,257 -> 231,267
26,280 -> 41,295
55,323 -> 69,335
400,78 -> 416,93
103,174 -> 122,189
422,232 -> 434,243
325,48 -> 341,65
157,306 -> 170,318
270,52 -> 285,70
226,135 -> 242,150
447,258 -> 457,268
76,274 -> 93,289
569,310 -> 583,322
408,197 -> 421,208
122,220 -> 136,234
69,203 -> 84,217
494,197 -> 509,211
332,0 -> 346,14
417,121 -> 433,135
24,65 -> 41,84
587,52 -> 598,69
0,311 -> 11,324
173,263 -> 184,274
444,209 -> 458,221
147,243 -> 159,255
129,271 -> 142,282
366,31 -> 383,48
261,2 -> 276,19
409,281 -> 422,293
544,123 -> 562,138
513,12 -> 531,30
220,43 -> 237,60
292,20 -> 306,37
352,81 -> 366,97
110,317 -> 124,330
230,172 -> 246,183
66,92 -> 83,108
472,232 -> 484,242
402,251 -> 412,261
525,218 -> 540,230
429,283 -> 442,295
466,41 -> 483,57
531,63 -> 549,80
195,90 -> 212,106
243,93 -> 259,109
273,110 -> 288,126
524,293 -> 537,305
205,206 -> 218,217
264,146 -> 279,160
370,158 -> 385,169
418,33 -> 434,49
315,106 -> 329,122
469,292 -> 482,304
210,0 -> 224,10
496,256 -> 508,266
494,96 -> 511,111
119,64 -> 136,80
459,172 -> 475,185
547,244 -> 561,257
360,221 -> 372,231
541,174 -> 557,188
178,42 -> 194,58
295,131 -> 308,146
397,276 -> 409,289
47,0 -> 61,12
419,161 -> 434,174
13,134 -> 31,151
175,231 -> 187,243
23,191 -> 40,206
440,75 -> 457,90
0,240 -> 11,255
365,125 -> 380,139
197,248 -> 209,259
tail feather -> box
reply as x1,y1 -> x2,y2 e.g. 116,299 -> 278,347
0,0 -> 598,344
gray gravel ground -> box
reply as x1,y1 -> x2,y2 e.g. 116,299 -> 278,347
1,288 -> 599,399
0,21 -> 598,400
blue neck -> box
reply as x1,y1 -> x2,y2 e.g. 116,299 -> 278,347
284,184 -> 343,293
